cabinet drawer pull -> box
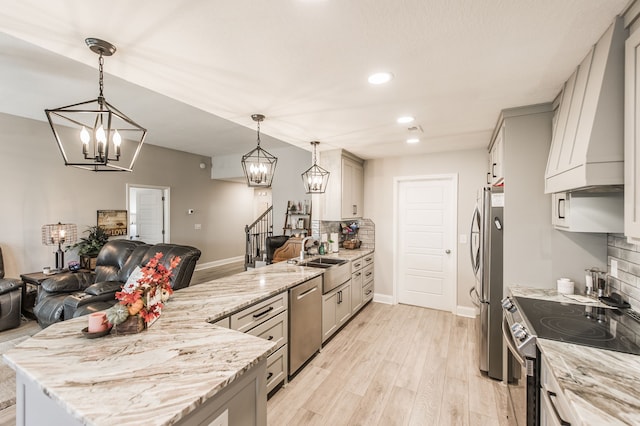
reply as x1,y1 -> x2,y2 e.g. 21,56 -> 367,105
492,162 -> 497,178
557,198 -> 565,219
354,262 -> 362,269
267,372 -> 274,380
365,272 -> 372,277
253,306 -> 274,319
352,204 -> 357,215
267,335 -> 274,340
365,290 -> 372,295
547,391 -> 571,426
486,172 -> 491,185
354,272 -> 361,277
365,257 -> 372,262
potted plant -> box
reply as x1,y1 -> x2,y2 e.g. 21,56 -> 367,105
68,226 -> 109,270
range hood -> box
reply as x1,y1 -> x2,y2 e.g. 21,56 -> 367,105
545,16 -> 626,194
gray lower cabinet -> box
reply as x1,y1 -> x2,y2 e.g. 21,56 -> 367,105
539,352 -> 577,426
351,264 -> 364,313
212,316 -> 230,328
229,292 -> 288,395
362,262 -> 374,304
322,280 -> 352,343
15,361 -> 267,426
351,254 -> 374,314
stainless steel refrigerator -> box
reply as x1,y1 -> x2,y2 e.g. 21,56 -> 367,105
470,186 -> 503,381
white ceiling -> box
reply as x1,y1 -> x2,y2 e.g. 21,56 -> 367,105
0,0 -> 630,160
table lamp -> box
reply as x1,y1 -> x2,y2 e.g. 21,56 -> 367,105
41,222 -> 78,271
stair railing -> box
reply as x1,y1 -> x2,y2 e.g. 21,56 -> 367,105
244,206 -> 273,270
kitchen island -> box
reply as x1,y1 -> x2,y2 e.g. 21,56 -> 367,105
2,249 -> 372,426
510,286 -> 640,425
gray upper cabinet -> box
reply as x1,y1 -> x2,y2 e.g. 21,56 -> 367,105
625,22 -> 640,242
315,149 -> 364,221
489,126 -> 504,186
545,17 -> 626,193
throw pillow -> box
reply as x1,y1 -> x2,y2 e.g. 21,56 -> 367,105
122,266 -> 144,293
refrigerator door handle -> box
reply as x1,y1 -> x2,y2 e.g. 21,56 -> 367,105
470,285 -> 488,305
469,206 -> 481,275
469,286 -> 481,307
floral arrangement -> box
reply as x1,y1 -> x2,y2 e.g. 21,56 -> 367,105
105,252 -> 181,327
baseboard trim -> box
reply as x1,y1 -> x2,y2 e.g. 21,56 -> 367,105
373,294 -> 393,305
195,256 -> 244,271
456,305 -> 477,318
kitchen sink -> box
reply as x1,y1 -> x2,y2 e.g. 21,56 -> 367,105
300,262 -> 332,269
299,257 -> 350,293
300,257 -> 348,267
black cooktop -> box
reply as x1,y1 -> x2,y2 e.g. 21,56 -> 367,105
514,297 -> 640,356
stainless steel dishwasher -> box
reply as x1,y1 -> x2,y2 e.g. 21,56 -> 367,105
289,275 -> 322,377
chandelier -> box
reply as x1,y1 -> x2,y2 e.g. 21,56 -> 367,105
301,141 -> 330,193
241,114 -> 277,187
45,38 -> 147,172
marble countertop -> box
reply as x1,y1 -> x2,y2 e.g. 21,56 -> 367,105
3,248 -> 373,425
509,286 -> 640,425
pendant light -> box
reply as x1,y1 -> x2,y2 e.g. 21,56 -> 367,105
241,114 -> 278,187
301,141 -> 330,193
45,38 -> 147,172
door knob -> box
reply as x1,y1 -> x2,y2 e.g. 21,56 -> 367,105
445,249 -> 451,254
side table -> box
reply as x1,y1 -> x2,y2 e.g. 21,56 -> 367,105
20,270 -> 77,318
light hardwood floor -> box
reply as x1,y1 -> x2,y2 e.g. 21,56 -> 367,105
190,260 -> 245,285
267,302 -> 509,426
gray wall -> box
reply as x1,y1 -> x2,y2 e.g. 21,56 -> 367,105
501,106 -> 607,293
0,112 -> 255,276
269,146 -> 311,236
364,148 -> 487,310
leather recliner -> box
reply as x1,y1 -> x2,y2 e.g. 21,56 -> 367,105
33,240 -> 201,328
0,246 -> 24,331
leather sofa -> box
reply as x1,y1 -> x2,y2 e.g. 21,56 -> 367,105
0,246 -> 24,331
33,240 -> 201,328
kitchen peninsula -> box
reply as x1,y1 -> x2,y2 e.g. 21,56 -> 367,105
2,249 -> 372,426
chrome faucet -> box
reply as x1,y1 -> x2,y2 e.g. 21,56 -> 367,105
300,236 -> 315,260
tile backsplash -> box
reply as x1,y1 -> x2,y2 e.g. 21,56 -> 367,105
607,234 -> 640,310
311,218 -> 375,250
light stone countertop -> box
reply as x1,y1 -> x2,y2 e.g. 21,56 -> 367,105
3,248 -> 374,426
509,285 -> 640,425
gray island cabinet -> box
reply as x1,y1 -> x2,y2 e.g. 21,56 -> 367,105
3,260 -> 325,426
3,251 -> 374,425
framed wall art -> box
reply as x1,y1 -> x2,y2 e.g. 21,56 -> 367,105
97,210 -> 128,237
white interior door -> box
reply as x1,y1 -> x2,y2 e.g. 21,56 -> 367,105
128,185 -> 169,244
396,176 -> 456,312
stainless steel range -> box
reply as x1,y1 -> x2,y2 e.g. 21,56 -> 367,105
501,297 -> 538,426
502,295 -> 640,425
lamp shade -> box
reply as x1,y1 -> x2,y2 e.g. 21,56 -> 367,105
42,223 -> 78,246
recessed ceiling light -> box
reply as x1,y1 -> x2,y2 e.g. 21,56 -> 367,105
368,72 -> 393,85
407,138 -> 420,144
397,116 -> 414,124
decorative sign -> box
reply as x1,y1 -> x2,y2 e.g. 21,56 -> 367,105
97,210 -> 128,237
